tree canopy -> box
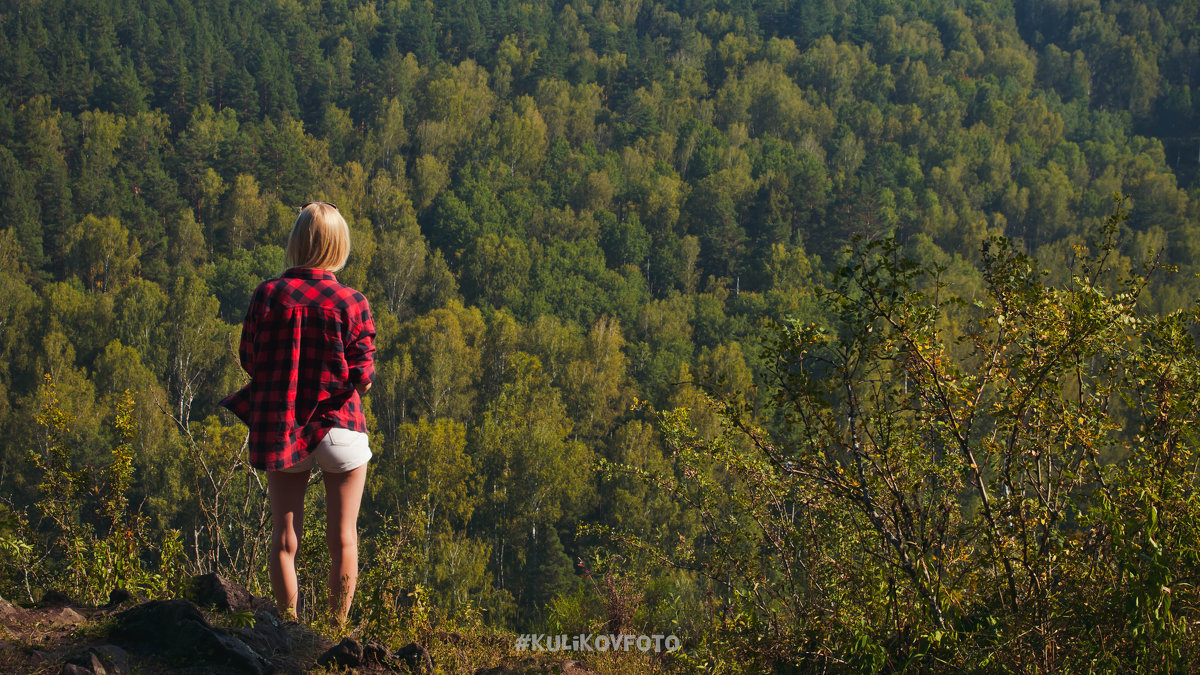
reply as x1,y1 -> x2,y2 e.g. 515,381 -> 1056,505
2,0 -> 1200,669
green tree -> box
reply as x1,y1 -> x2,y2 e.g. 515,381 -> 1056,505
396,300 -> 484,421
493,96 -> 548,177
370,416 -> 480,600
370,225 -> 429,319
222,174 -> 271,252
72,110 -> 126,216
158,270 -> 232,428
609,206 -> 1200,670
462,233 -> 530,308
561,315 -> 628,439
368,96 -> 408,174
472,352 -> 588,613
63,215 -> 142,293
0,148 -> 43,267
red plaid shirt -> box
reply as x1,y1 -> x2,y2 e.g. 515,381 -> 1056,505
220,267 -> 376,471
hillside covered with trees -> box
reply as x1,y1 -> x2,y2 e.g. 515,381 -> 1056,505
2,0 -> 1200,670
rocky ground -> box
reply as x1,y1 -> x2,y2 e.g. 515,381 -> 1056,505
0,577 -> 608,674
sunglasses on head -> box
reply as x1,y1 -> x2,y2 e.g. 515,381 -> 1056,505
300,201 -> 338,212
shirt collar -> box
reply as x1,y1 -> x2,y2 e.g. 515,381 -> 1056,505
282,267 -> 337,281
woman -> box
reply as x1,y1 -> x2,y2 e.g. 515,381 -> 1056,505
220,201 -> 376,625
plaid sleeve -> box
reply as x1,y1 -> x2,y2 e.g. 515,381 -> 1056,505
237,285 -> 264,377
345,299 -> 376,385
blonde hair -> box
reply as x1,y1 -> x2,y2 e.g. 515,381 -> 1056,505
285,202 -> 350,272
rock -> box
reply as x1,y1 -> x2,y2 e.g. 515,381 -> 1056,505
0,594 -> 21,619
190,573 -> 272,614
316,637 -> 364,668
40,590 -> 73,607
61,647 -> 127,675
357,641 -> 408,671
105,589 -> 134,607
44,607 -> 85,627
233,611 -> 291,661
395,642 -> 434,673
111,599 -> 270,674
62,651 -> 106,675
318,640 -> 417,672
91,646 -> 130,675
363,640 -> 388,659
362,640 -> 392,666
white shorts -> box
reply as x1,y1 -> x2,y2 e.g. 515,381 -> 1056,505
279,428 -> 372,474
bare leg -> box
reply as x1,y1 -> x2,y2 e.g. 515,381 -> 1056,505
323,463 -> 367,625
267,470 -> 310,619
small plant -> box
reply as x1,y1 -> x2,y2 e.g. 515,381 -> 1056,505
74,615 -> 117,642
229,609 -> 256,630
23,381 -> 186,604
0,507 -> 35,603
353,518 -> 422,642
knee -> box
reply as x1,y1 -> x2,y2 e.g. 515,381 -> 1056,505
327,528 -> 357,554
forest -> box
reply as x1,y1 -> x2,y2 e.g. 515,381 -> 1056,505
1,0 -> 1199,670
